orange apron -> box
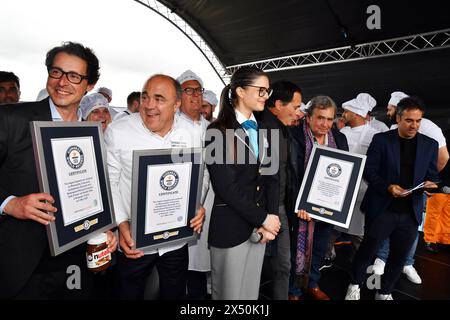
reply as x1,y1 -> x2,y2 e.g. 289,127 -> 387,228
424,194 -> 450,244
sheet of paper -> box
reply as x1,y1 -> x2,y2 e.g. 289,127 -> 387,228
144,162 -> 192,235
51,136 -> 103,226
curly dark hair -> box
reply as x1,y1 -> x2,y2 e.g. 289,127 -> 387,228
45,41 -> 100,85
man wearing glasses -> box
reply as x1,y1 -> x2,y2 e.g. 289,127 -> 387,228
175,70 -> 211,299
0,42 -> 117,299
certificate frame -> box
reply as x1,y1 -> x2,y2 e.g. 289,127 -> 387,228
131,148 -> 204,252
31,121 -> 116,256
295,145 -> 366,228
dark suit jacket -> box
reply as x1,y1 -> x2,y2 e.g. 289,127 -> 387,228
0,98 -> 91,299
0,99 -> 53,298
206,120 -> 279,248
361,130 -> 439,225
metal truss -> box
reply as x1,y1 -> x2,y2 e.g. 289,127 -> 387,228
227,28 -> 450,74
134,0 -> 228,84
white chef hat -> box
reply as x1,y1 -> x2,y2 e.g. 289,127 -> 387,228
97,87 -> 112,100
356,93 -> 377,111
176,70 -> 204,87
388,91 -> 409,107
302,100 -> 313,112
36,88 -> 49,101
342,93 -> 376,118
300,102 -> 308,113
203,90 -> 218,105
80,93 -> 110,120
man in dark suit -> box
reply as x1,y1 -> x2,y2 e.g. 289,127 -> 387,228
345,96 -> 439,300
0,42 -> 117,299
256,80 -> 303,300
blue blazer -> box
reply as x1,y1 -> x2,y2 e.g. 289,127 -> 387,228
361,129 -> 439,225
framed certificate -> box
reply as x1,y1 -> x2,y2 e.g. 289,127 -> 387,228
295,145 -> 366,228
131,148 -> 204,252
31,121 -> 116,256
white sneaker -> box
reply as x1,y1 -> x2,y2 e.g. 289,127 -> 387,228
375,292 -> 393,300
403,265 -> 422,284
345,284 -> 360,300
372,258 -> 385,275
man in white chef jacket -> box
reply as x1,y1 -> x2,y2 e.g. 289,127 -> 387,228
105,74 -> 205,299
175,70 -> 211,299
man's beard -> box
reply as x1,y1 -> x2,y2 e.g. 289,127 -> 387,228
387,115 -> 397,127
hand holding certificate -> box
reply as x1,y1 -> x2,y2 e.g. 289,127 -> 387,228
295,145 -> 366,228
31,121 -> 116,256
131,148 -> 204,252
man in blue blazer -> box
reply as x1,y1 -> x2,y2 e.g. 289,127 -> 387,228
345,96 -> 439,300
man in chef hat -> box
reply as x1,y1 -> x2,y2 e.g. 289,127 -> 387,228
324,93 -> 380,271
201,89 -> 218,122
176,69 -> 211,299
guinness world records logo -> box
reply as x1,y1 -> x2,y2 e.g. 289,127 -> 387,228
66,145 -> 84,169
160,170 -> 179,191
326,163 -> 342,178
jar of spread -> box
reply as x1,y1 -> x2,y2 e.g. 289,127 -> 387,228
86,232 -> 111,272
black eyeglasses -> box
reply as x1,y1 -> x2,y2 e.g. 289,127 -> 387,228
47,67 -> 88,84
183,87 -> 205,95
244,85 -> 273,97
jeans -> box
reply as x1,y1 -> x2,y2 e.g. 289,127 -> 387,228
308,221 -> 333,288
376,232 -> 419,266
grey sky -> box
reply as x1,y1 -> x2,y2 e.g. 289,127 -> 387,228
1,0 -> 225,108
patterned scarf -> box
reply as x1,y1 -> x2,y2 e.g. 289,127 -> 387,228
295,120 -> 337,289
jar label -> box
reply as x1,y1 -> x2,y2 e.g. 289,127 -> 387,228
86,248 -> 111,269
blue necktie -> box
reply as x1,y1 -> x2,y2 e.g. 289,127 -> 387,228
242,120 -> 259,157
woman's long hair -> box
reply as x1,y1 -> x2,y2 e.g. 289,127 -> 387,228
215,66 -> 268,130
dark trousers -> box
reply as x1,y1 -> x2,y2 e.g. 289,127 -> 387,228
13,247 -> 95,300
308,221 -> 333,288
186,270 -> 207,299
268,207 -> 291,300
350,210 -> 418,294
115,245 -> 188,300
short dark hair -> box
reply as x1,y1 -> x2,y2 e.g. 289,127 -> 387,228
0,71 -> 20,88
265,80 -> 302,108
45,41 -> 100,85
127,91 -> 141,106
396,96 -> 425,117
